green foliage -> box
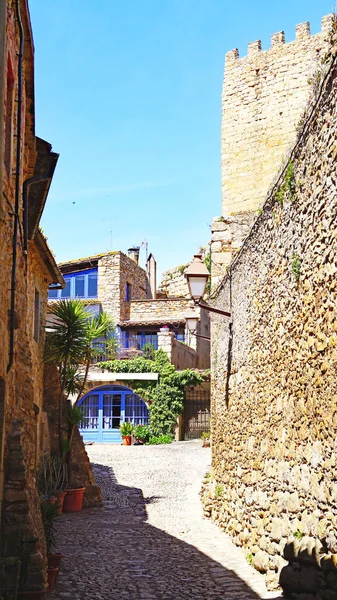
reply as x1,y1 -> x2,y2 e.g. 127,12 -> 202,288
293,529 -> 304,540
276,161 -> 295,206
178,263 -> 189,275
120,421 -> 134,436
99,350 -> 205,436
204,472 -> 211,479
142,342 -> 155,360
291,254 -> 301,282
147,434 -> 173,445
257,208 -> 262,216
40,498 -> 59,554
215,484 -> 224,498
133,424 -> 151,442
201,431 -> 210,440
204,251 -> 211,295
247,553 -> 253,565
66,404 -> 84,427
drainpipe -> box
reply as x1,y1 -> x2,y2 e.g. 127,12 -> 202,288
7,0 -> 24,373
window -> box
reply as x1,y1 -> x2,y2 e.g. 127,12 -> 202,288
48,268 -> 98,300
33,289 -> 40,342
61,278 -> 71,298
126,282 -> 131,301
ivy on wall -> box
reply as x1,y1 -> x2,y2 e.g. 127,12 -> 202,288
99,350 -> 205,435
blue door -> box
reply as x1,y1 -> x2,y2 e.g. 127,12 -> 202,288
77,385 -> 149,443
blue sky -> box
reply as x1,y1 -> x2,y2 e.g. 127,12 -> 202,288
30,0 -> 334,277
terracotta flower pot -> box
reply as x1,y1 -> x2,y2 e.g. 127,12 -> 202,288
47,567 -> 59,592
17,590 -> 46,599
122,435 -> 132,446
48,552 -> 64,569
55,491 -> 66,515
63,487 -> 86,513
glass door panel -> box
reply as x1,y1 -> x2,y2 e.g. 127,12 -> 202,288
103,394 -> 121,429
80,394 -> 99,430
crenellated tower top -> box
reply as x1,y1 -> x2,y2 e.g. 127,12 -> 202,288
221,14 -> 335,216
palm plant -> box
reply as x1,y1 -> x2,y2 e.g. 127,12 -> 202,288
44,299 -> 116,459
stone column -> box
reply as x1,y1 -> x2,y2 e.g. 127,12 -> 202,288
157,327 -> 174,362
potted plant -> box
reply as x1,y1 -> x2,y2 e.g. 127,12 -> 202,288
133,424 -> 150,445
201,431 -> 210,447
40,498 -> 60,592
120,421 -> 133,445
62,405 -> 86,513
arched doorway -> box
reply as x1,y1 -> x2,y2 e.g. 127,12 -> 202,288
77,385 -> 150,443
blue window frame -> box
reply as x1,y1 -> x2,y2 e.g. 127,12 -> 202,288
49,268 -> 98,300
78,385 -> 149,443
126,282 -> 131,301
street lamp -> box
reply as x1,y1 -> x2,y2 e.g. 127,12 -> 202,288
184,254 -> 231,318
185,307 -> 210,342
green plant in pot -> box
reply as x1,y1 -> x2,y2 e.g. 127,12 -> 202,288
120,421 -> 133,445
201,431 -> 210,447
62,405 -> 86,513
40,497 -> 64,573
132,424 -> 151,445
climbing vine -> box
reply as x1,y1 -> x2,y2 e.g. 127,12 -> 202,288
276,161 -> 296,206
99,350 -> 205,436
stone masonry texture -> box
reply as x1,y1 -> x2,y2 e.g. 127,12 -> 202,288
210,15 -> 334,288
221,14 -> 333,216
203,38 -> 337,593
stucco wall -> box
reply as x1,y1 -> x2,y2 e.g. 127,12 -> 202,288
203,48 -> 337,591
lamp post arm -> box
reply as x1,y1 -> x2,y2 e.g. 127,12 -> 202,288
196,299 -> 231,318
189,331 -> 210,342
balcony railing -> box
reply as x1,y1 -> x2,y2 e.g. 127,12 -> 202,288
92,332 -> 185,362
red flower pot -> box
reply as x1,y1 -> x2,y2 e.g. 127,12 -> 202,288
55,491 -> 66,515
47,567 -> 59,592
63,487 -> 86,512
122,435 -> 132,446
48,552 -> 64,569
17,590 -> 46,599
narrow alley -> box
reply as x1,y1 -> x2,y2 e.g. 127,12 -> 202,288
50,442 -> 281,600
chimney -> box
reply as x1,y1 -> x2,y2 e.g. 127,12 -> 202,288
147,254 -> 157,299
127,246 -> 140,265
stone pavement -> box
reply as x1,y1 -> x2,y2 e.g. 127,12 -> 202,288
50,441 -> 282,600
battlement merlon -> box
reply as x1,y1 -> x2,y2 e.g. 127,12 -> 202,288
225,13 -> 335,66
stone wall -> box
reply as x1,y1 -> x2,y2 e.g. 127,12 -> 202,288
203,46 -> 337,591
125,298 -> 191,323
43,364 -> 102,508
159,264 -> 190,298
221,14 -> 333,216
210,14 -> 334,287
97,252 -> 148,324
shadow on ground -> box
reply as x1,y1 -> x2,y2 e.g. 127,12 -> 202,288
51,463 -> 278,600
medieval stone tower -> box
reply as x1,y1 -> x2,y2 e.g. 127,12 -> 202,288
211,14 -> 334,289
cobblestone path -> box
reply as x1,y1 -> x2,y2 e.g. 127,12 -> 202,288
51,441 -> 281,600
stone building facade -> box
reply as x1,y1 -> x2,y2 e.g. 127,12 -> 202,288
210,14 -> 334,289
53,250 -> 210,370
0,2 -> 101,595
204,23 -> 337,593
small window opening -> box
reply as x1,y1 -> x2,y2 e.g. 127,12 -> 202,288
126,282 -> 132,301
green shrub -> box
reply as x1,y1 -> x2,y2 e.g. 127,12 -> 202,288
201,431 -> 210,440
133,424 -> 151,442
147,434 -> 173,445
215,484 -> 224,498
